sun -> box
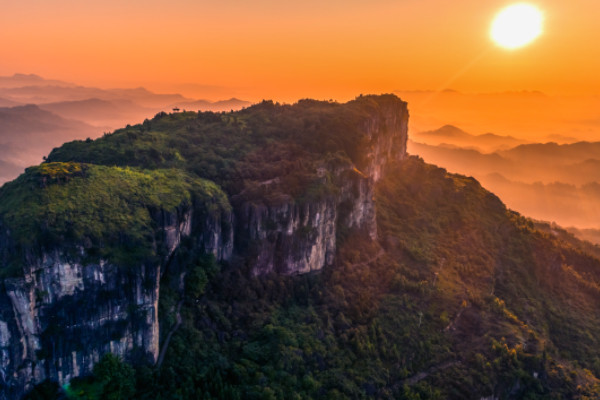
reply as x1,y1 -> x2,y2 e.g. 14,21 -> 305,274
490,3 -> 543,50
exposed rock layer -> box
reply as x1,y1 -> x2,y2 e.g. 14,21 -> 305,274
0,208 -> 200,398
236,97 -> 408,275
0,95 -> 408,398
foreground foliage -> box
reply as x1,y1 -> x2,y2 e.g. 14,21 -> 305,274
16,97 -> 600,398
46,95 -> 403,200
0,163 -> 229,277
26,157 -> 600,399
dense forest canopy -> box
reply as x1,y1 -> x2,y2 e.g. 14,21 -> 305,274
8,96 -> 600,398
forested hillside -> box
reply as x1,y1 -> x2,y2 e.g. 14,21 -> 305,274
27,158 -> 600,400
5,96 -> 600,399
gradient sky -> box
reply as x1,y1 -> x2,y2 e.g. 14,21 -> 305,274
2,0 -> 600,101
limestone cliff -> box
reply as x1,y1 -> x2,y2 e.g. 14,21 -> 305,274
234,96 -> 408,275
0,166 -> 233,398
0,94 -> 408,398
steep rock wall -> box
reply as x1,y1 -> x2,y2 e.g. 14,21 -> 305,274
0,204 -> 233,399
238,169 -> 377,276
237,98 -> 408,275
0,95 -> 408,397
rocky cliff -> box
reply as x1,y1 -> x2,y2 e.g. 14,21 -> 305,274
235,98 -> 408,275
0,94 -> 408,398
0,166 -> 233,398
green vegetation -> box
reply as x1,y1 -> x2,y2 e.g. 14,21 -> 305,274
65,354 -> 136,400
0,162 -> 229,276
26,156 -> 600,399
14,97 -> 600,398
46,95 -> 404,199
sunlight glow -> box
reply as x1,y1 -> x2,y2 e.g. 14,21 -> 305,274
491,3 -> 543,50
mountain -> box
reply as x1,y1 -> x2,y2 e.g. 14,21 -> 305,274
409,139 -> 600,186
0,74 -> 253,111
38,97 -> 251,127
0,105 -> 102,175
0,76 -> 203,109
414,124 -> 527,152
0,97 -> 21,108
478,173 -> 600,230
408,140 -> 600,234
0,73 -> 75,89
500,141 -> 600,165
0,85 -> 191,107
0,75 -> 254,185
408,140 -> 518,177
1,95 -> 600,399
102,87 -> 191,108
565,226 -> 600,246
38,98 -> 157,128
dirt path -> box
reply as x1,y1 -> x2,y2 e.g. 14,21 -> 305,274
156,299 -> 183,368
398,360 -> 461,386
350,248 -> 386,268
156,272 -> 186,369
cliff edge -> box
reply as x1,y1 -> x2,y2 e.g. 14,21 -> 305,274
0,94 -> 408,397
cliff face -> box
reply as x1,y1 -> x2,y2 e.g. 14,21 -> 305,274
0,203 -> 235,398
0,209 -> 186,397
237,167 -> 378,276
0,94 -> 408,398
361,105 -> 408,181
236,97 -> 408,275
0,166 -> 234,398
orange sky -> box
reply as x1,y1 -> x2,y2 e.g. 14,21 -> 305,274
2,0 -> 600,102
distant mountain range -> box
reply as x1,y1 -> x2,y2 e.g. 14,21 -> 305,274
395,89 -> 600,143
410,130 -> 600,234
0,104 -> 101,167
0,73 -> 75,89
37,98 -> 156,127
410,129 -> 600,185
0,97 -> 21,107
0,73 -> 252,185
501,141 -> 600,165
413,124 -> 527,152
0,79 -> 250,110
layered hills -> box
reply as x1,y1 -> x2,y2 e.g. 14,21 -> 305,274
409,136 -> 600,232
0,95 -> 599,399
0,105 -> 101,170
0,74 -> 252,186
412,124 -> 526,153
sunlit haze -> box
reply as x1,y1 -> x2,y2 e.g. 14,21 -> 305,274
2,0 -> 600,101
3,2 -> 600,395
3,0 -> 600,232
491,3 -> 543,49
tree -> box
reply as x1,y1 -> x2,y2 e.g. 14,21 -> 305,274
93,354 -> 136,400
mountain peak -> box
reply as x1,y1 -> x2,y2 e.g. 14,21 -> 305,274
419,124 -> 470,138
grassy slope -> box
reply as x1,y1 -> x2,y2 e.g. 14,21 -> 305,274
45,95 -> 404,198
0,162 -> 229,276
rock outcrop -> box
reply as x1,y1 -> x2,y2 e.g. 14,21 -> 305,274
236,96 -> 408,275
0,94 -> 408,398
0,208 -> 199,398
0,194 -> 234,398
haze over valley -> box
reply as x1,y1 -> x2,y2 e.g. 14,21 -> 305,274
3,73 -> 599,245
407,120 -> 600,242
0,73 -> 250,183
2,1 -> 600,397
